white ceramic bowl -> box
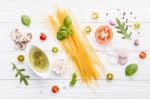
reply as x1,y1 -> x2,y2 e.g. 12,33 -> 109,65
27,44 -> 50,79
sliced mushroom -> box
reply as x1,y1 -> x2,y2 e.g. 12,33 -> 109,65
15,42 -> 26,50
11,28 -> 32,50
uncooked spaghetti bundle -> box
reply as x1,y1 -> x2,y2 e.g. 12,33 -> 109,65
44,7 -> 107,84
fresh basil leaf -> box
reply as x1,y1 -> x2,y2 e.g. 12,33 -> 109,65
125,63 -> 138,76
21,15 -> 31,26
57,30 -> 67,40
64,16 -> 72,27
66,29 -> 73,35
70,72 -> 77,87
59,26 -> 68,31
70,79 -> 77,87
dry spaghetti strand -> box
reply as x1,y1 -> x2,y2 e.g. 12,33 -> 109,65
46,7 -> 107,84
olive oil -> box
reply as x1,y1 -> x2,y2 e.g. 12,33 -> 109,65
29,47 -> 49,72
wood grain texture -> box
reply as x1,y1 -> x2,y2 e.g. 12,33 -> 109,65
0,0 -> 150,99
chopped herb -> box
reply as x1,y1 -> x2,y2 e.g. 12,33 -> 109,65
116,18 -> 132,40
12,63 -> 30,86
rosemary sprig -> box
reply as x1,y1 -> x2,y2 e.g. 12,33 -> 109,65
12,63 -> 30,86
116,18 -> 132,40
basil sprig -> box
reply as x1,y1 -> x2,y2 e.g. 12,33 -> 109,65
21,15 -> 31,27
125,63 -> 138,76
64,16 -> 72,28
57,16 -> 73,40
70,72 -> 77,87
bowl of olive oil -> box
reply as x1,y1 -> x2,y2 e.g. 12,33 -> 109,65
27,45 -> 50,78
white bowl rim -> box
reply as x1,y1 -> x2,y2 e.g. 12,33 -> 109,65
27,44 -> 50,79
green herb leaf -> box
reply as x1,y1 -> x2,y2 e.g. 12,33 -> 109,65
21,15 -> 31,27
64,16 -> 72,27
70,72 -> 77,87
12,63 -> 30,86
125,63 -> 138,76
57,16 -> 73,41
116,18 -> 132,40
70,79 -> 77,87
57,30 -> 68,40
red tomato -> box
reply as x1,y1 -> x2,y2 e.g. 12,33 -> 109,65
95,25 -> 113,44
139,51 -> 146,59
52,85 -> 59,93
40,33 -> 47,41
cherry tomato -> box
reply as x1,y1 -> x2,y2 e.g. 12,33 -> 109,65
52,85 -> 59,93
40,33 -> 47,41
139,51 -> 146,59
95,25 -> 113,44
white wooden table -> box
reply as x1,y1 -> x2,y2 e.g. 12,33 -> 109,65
0,0 -> 150,99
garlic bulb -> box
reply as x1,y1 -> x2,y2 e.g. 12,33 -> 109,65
52,59 -> 67,75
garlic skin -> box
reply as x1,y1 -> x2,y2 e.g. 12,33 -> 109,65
118,56 -> 128,65
52,59 -> 67,75
117,49 -> 128,65
109,20 -> 116,26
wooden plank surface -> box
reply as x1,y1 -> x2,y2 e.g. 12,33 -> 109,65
0,0 -> 150,99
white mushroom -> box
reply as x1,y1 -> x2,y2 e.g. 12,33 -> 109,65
11,28 -> 32,50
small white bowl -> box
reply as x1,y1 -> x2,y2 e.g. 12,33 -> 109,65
27,44 -> 50,79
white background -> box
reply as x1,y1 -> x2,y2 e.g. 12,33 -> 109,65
0,0 -> 150,99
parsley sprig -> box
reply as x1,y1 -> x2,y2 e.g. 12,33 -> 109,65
12,63 -> 30,86
116,18 -> 132,40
